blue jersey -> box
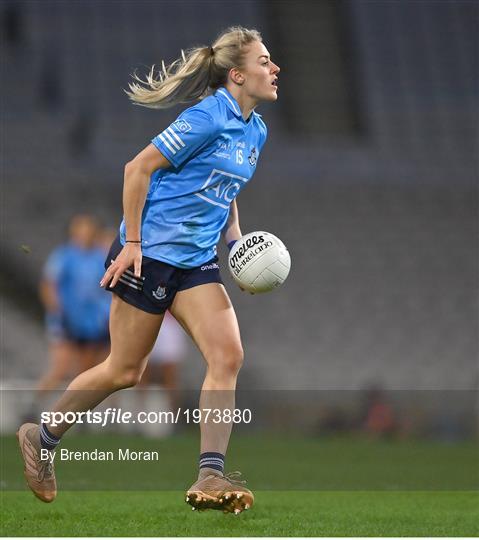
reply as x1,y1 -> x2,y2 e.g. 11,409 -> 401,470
119,87 -> 268,268
44,244 -> 111,340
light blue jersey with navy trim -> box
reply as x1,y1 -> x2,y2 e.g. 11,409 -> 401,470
119,87 -> 268,268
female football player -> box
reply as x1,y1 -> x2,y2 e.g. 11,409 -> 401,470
36,215 -> 111,394
17,26 -> 279,514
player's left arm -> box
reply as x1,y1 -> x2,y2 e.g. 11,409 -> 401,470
223,199 -> 242,249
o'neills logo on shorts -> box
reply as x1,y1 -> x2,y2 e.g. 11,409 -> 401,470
230,235 -> 273,272
201,262 -> 219,271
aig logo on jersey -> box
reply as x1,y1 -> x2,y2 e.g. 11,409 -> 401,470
172,119 -> 192,134
248,147 -> 257,166
195,169 -> 248,209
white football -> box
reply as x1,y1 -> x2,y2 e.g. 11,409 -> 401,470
228,231 -> 291,293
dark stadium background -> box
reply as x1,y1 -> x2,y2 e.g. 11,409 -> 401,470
1,0 -> 478,503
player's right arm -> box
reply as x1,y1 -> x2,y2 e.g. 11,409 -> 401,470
100,144 -> 171,287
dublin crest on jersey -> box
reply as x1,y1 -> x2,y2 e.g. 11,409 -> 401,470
248,147 -> 257,166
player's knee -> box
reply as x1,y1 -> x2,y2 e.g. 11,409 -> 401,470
103,350 -> 148,389
112,368 -> 143,389
104,359 -> 144,389
229,346 -> 244,374
208,345 -> 244,376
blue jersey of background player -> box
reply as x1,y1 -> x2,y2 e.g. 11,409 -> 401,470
44,220 -> 110,343
118,87 -> 267,268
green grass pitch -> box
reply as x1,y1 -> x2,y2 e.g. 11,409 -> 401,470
1,490 -> 478,536
1,432 -> 478,536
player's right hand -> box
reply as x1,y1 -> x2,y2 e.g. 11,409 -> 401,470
100,243 -> 142,288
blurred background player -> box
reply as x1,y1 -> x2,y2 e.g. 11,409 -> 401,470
35,215 -> 111,394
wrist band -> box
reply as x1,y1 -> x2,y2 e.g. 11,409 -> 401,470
126,240 -> 141,244
227,240 -> 237,251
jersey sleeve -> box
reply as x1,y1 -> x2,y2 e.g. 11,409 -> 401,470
152,108 -> 218,168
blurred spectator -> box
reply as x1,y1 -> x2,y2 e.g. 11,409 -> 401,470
361,386 -> 397,438
35,215 -> 111,393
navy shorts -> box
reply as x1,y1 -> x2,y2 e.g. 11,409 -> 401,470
105,236 -> 223,315
45,313 -> 109,346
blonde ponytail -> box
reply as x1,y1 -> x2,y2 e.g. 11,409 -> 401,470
126,26 -> 262,109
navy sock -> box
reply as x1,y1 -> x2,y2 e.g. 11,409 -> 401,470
40,423 -> 61,451
199,452 -> 224,474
